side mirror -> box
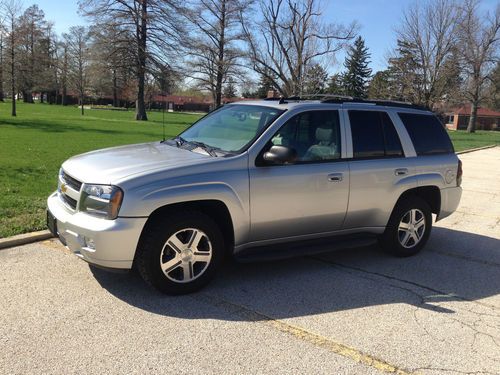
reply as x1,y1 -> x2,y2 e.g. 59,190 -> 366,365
263,145 -> 297,165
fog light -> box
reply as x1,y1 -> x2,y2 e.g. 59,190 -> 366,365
84,237 -> 96,250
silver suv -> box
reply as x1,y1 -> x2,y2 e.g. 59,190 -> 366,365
47,98 -> 462,294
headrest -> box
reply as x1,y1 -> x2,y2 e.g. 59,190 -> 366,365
316,127 -> 333,142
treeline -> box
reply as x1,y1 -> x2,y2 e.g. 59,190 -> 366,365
0,0 -> 498,132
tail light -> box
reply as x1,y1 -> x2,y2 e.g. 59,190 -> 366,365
457,159 -> 463,187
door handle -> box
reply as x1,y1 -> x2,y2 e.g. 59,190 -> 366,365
395,168 -> 408,176
328,173 -> 343,182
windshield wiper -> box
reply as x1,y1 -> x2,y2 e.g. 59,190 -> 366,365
185,140 -> 220,157
175,136 -> 187,147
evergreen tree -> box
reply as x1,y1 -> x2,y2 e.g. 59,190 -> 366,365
387,39 -> 422,103
368,70 -> 391,99
223,78 -> 237,98
325,73 -> 345,95
342,36 -> 372,98
486,63 -> 500,111
255,72 -> 276,98
303,64 -> 328,94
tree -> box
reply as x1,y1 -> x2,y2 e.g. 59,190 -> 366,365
79,0 -> 185,121
64,26 -> 90,115
387,39 -> 423,103
254,70 -> 276,98
223,77 -> 237,98
17,5 -> 47,103
88,23 -> 135,107
396,0 -> 461,108
58,40 -> 70,105
342,36 -> 372,98
185,0 -> 251,107
241,0 -> 356,96
303,63 -> 328,94
2,0 -> 22,116
485,62 -> 500,110
368,70 -> 391,99
325,73 -> 344,95
0,31 -> 4,101
458,0 -> 500,133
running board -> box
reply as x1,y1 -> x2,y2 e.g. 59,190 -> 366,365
234,234 -> 377,263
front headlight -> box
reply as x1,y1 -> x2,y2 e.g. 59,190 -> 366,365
57,168 -> 63,192
79,184 -> 124,219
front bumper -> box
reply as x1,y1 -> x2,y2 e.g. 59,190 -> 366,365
437,186 -> 462,221
47,192 -> 147,269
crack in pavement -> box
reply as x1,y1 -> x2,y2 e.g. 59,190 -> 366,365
427,248 -> 500,268
193,292 -> 415,375
310,257 -> 500,312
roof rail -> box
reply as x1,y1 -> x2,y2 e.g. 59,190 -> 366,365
321,97 -> 429,110
264,95 -> 429,110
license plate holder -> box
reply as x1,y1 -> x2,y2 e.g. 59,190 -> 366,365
46,210 -> 58,237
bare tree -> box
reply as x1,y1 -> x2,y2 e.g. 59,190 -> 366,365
458,0 -> 500,133
241,0 -> 356,96
57,40 -> 70,105
0,30 -> 5,101
16,4 -> 47,103
79,0 -> 184,121
395,0 -> 461,108
64,26 -> 90,115
185,0 -> 251,107
88,23 -> 135,107
1,0 -> 22,116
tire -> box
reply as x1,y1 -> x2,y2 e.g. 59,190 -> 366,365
136,210 -> 224,295
379,196 -> 432,257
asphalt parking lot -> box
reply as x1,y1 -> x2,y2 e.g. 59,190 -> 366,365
1,147 -> 499,375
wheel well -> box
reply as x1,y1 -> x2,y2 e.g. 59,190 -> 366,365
398,186 -> 441,215
140,200 -> 235,253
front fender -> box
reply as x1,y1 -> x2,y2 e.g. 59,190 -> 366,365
120,180 -> 250,247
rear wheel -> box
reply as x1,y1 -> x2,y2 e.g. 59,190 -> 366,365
379,196 -> 432,257
136,211 -> 224,294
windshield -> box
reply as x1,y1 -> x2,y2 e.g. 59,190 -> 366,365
179,104 -> 284,154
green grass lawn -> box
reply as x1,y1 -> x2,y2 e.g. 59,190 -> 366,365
0,101 -> 201,238
448,129 -> 500,152
1,101 -> 499,238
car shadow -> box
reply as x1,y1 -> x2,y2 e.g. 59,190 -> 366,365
90,227 -> 500,321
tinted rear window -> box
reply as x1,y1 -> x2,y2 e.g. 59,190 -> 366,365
398,113 -> 454,155
349,110 -> 403,159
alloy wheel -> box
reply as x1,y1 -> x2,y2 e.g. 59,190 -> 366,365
398,209 -> 426,248
160,228 -> 212,283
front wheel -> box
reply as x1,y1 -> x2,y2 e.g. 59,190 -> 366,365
136,211 -> 224,294
379,196 -> 432,257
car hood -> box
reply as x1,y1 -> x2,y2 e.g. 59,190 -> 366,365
62,142 -> 211,185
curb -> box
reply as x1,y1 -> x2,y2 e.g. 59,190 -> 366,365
0,230 -> 54,250
456,144 -> 498,155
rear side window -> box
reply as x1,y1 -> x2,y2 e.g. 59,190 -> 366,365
398,113 -> 454,155
349,110 -> 404,159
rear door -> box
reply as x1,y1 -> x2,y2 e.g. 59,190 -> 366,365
343,108 -> 417,229
248,109 -> 350,242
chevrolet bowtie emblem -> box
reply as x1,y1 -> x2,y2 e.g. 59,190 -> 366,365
61,183 -> 67,193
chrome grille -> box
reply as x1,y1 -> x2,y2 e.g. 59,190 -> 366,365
61,171 -> 82,191
60,193 -> 78,210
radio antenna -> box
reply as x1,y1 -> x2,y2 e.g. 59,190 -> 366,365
162,98 -> 166,142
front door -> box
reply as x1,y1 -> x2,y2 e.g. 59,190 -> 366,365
248,110 -> 349,242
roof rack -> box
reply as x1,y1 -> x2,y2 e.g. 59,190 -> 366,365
321,97 -> 429,110
264,94 -> 429,110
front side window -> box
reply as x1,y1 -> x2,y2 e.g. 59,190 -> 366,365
180,105 -> 284,153
349,110 -> 404,159
269,110 -> 341,162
